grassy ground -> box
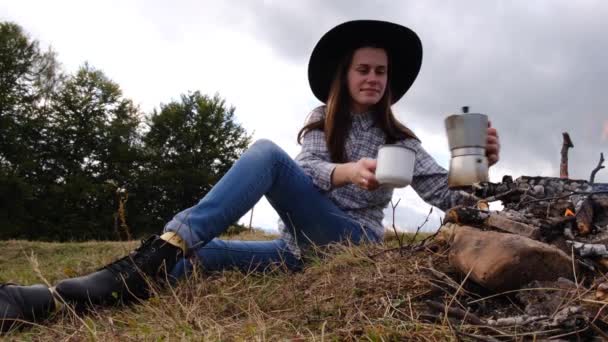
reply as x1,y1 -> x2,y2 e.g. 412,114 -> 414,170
4,229 -> 602,341
0,229 -> 455,341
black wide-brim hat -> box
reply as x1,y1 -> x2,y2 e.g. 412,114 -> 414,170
308,20 -> 423,104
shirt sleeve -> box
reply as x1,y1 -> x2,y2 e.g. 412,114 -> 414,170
294,106 -> 337,192
401,139 -> 477,211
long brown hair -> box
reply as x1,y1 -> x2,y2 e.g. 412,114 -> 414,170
297,46 -> 419,163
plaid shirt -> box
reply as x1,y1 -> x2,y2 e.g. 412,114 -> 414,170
278,106 -> 470,255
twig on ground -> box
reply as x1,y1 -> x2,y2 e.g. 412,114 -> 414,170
590,322 -> 608,339
486,314 -> 548,327
389,199 -> 404,253
419,265 -> 479,299
453,329 -> 502,342
412,227 -> 442,250
425,300 -> 484,325
23,249 -> 97,339
468,287 -> 562,305
409,207 -> 433,244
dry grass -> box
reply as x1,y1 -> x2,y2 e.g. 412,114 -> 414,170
1,229 -> 605,341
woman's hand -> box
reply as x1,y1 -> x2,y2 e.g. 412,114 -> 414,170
487,121 -> 500,166
349,158 -> 380,190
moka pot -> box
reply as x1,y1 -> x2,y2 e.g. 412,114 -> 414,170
444,107 -> 489,188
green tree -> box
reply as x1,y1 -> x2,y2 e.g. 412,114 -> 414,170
0,22 -> 61,237
136,92 -> 251,233
0,22 -> 252,241
30,64 -> 144,240
0,22 -> 60,169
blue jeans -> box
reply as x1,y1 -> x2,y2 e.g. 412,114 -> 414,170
164,139 -> 380,278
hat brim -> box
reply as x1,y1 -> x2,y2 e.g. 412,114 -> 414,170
308,20 -> 422,104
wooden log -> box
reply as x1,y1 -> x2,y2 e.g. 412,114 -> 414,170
486,213 -> 541,239
443,207 -> 489,225
448,225 -> 574,291
567,241 -> 608,257
591,196 -> 608,209
575,197 -> 594,235
560,132 -> 574,179
576,229 -> 608,245
445,207 -> 542,239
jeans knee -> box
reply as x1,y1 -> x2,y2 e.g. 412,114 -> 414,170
250,139 -> 285,160
252,138 -> 278,150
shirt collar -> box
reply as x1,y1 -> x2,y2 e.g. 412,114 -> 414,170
351,111 -> 376,130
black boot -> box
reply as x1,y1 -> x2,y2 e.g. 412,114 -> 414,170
0,284 -> 56,332
54,235 -> 183,309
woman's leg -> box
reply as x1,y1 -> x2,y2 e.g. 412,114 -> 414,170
165,139 -> 379,280
170,238 -> 303,281
164,139 -> 379,251
54,139 -> 376,307
0,139 -> 376,327
0,284 -> 56,332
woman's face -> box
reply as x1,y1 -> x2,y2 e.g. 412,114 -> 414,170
346,47 -> 388,113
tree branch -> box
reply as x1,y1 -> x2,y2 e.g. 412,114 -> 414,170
248,205 -> 255,231
590,152 -> 605,184
560,132 -> 574,179
390,199 -> 404,252
409,207 -> 433,244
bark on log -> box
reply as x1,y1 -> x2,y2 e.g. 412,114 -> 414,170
486,213 -> 541,239
560,132 -> 574,179
576,229 -> 608,246
445,207 -> 542,239
567,241 -> 608,257
575,197 -> 594,235
590,152 -> 605,184
591,196 -> 608,209
444,207 -> 489,225
446,225 -> 574,291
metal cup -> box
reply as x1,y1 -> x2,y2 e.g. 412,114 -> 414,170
375,145 -> 416,188
444,108 -> 489,188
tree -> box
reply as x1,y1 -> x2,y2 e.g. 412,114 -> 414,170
0,22 -> 60,169
0,22 -> 61,237
30,64 -> 144,240
135,92 -> 251,233
0,22 -> 252,241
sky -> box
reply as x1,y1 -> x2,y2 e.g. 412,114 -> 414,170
1,0 -> 607,233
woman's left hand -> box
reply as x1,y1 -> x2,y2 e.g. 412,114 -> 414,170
486,121 -> 500,166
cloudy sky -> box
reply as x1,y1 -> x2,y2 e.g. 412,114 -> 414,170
1,0 -> 607,233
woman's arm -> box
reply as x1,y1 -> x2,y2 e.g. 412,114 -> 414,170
407,124 -> 501,210
486,121 -> 500,166
332,159 -> 379,190
295,107 -> 339,191
297,107 -> 380,191
330,163 -> 354,187
406,140 -> 476,211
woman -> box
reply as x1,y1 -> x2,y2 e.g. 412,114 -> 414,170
0,20 -> 500,330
